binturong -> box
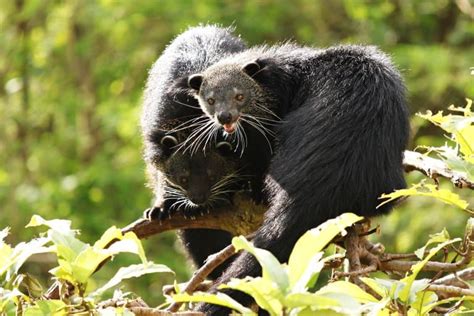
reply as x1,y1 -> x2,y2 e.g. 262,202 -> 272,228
187,43 -> 410,314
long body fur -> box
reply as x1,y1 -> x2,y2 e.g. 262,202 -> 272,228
190,44 -> 410,313
141,25 -> 249,278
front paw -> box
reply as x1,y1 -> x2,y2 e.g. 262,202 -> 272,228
143,206 -> 170,221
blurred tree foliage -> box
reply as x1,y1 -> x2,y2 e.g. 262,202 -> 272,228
0,0 -> 473,304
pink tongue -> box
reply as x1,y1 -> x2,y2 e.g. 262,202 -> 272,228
223,123 -> 235,133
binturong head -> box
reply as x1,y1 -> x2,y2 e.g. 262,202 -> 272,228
188,61 -> 264,134
146,129 -> 241,212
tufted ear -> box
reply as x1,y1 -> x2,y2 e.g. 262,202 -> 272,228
242,61 -> 261,77
188,74 -> 203,91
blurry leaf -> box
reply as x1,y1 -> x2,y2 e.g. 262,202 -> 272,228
414,229 -> 450,259
92,262 -> 173,296
232,236 -> 289,292
360,277 -> 389,299
399,238 -> 461,304
288,213 -> 363,289
0,237 -> 53,282
221,277 -> 284,315
409,290 -> 437,314
284,292 -> 340,309
23,299 -> 67,316
27,215 -> 87,262
14,273 -> 43,298
379,182 -> 470,211
171,292 -> 255,315
316,281 -> 378,304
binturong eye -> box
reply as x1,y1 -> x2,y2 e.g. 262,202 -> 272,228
207,98 -> 215,105
235,94 -> 244,101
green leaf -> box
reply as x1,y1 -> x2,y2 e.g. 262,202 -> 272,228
398,237 -> 461,304
414,229 -> 450,259
316,281 -> 378,304
360,277 -> 389,299
171,292 -> 255,315
284,292 -> 340,309
232,236 -> 289,292
288,213 -> 363,289
221,277 -> 284,315
23,300 -> 67,316
0,237 -> 53,282
379,182 -> 469,211
92,262 -> 173,296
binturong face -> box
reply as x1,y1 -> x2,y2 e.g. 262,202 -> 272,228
188,61 -> 263,134
150,130 -> 242,211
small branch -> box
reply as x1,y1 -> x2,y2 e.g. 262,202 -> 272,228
433,267 -> 474,285
426,284 -> 474,297
166,243 -> 239,313
403,150 -> 474,190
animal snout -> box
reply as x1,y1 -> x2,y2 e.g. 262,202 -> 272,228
216,111 -> 233,125
189,192 -> 209,205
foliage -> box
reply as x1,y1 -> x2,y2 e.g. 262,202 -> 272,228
172,214 -> 473,315
171,101 -> 474,314
0,0 -> 473,310
0,215 -> 172,315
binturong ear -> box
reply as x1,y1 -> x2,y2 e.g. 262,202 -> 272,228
188,74 -> 203,91
242,61 -> 261,77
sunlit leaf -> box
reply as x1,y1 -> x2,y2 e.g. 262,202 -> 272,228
288,213 -> 363,289
232,236 -> 289,292
23,299 -> 68,316
398,238 -> 461,303
316,281 -> 378,304
92,262 -> 173,296
379,182 -> 469,211
221,277 -> 284,315
171,292 -> 255,315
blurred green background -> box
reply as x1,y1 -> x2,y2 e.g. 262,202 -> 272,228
1,0 -> 473,304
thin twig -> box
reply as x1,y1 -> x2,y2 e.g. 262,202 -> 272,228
166,243 -> 239,313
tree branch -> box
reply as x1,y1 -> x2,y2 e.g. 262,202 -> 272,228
403,150 -> 474,190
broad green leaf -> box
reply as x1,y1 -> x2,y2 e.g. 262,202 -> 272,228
107,233 -> 147,264
0,288 -> 27,312
69,247 -> 111,283
0,228 -> 8,243
409,290 -> 437,314
14,273 -> 43,298
23,299 -> 67,316
422,296 -> 470,314
221,277 -> 283,315
171,291 -> 255,315
232,236 -> 289,291
295,308 -> 345,316
360,277 -> 389,299
0,237 -> 53,282
93,226 -> 124,249
92,262 -> 173,296
26,215 -> 73,232
414,229 -> 450,259
398,238 -> 461,303
316,281 -> 378,304
284,292 -> 340,309
288,213 -> 363,288
379,182 -> 469,211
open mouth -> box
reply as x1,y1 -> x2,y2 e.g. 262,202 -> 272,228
223,122 -> 236,133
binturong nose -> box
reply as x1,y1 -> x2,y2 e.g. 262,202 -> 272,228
216,111 -> 233,125
189,192 -> 209,205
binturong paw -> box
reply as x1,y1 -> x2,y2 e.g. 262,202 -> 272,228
143,206 -> 170,221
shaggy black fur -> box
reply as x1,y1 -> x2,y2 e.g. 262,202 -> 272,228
189,44 -> 410,313
141,25 -> 249,278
